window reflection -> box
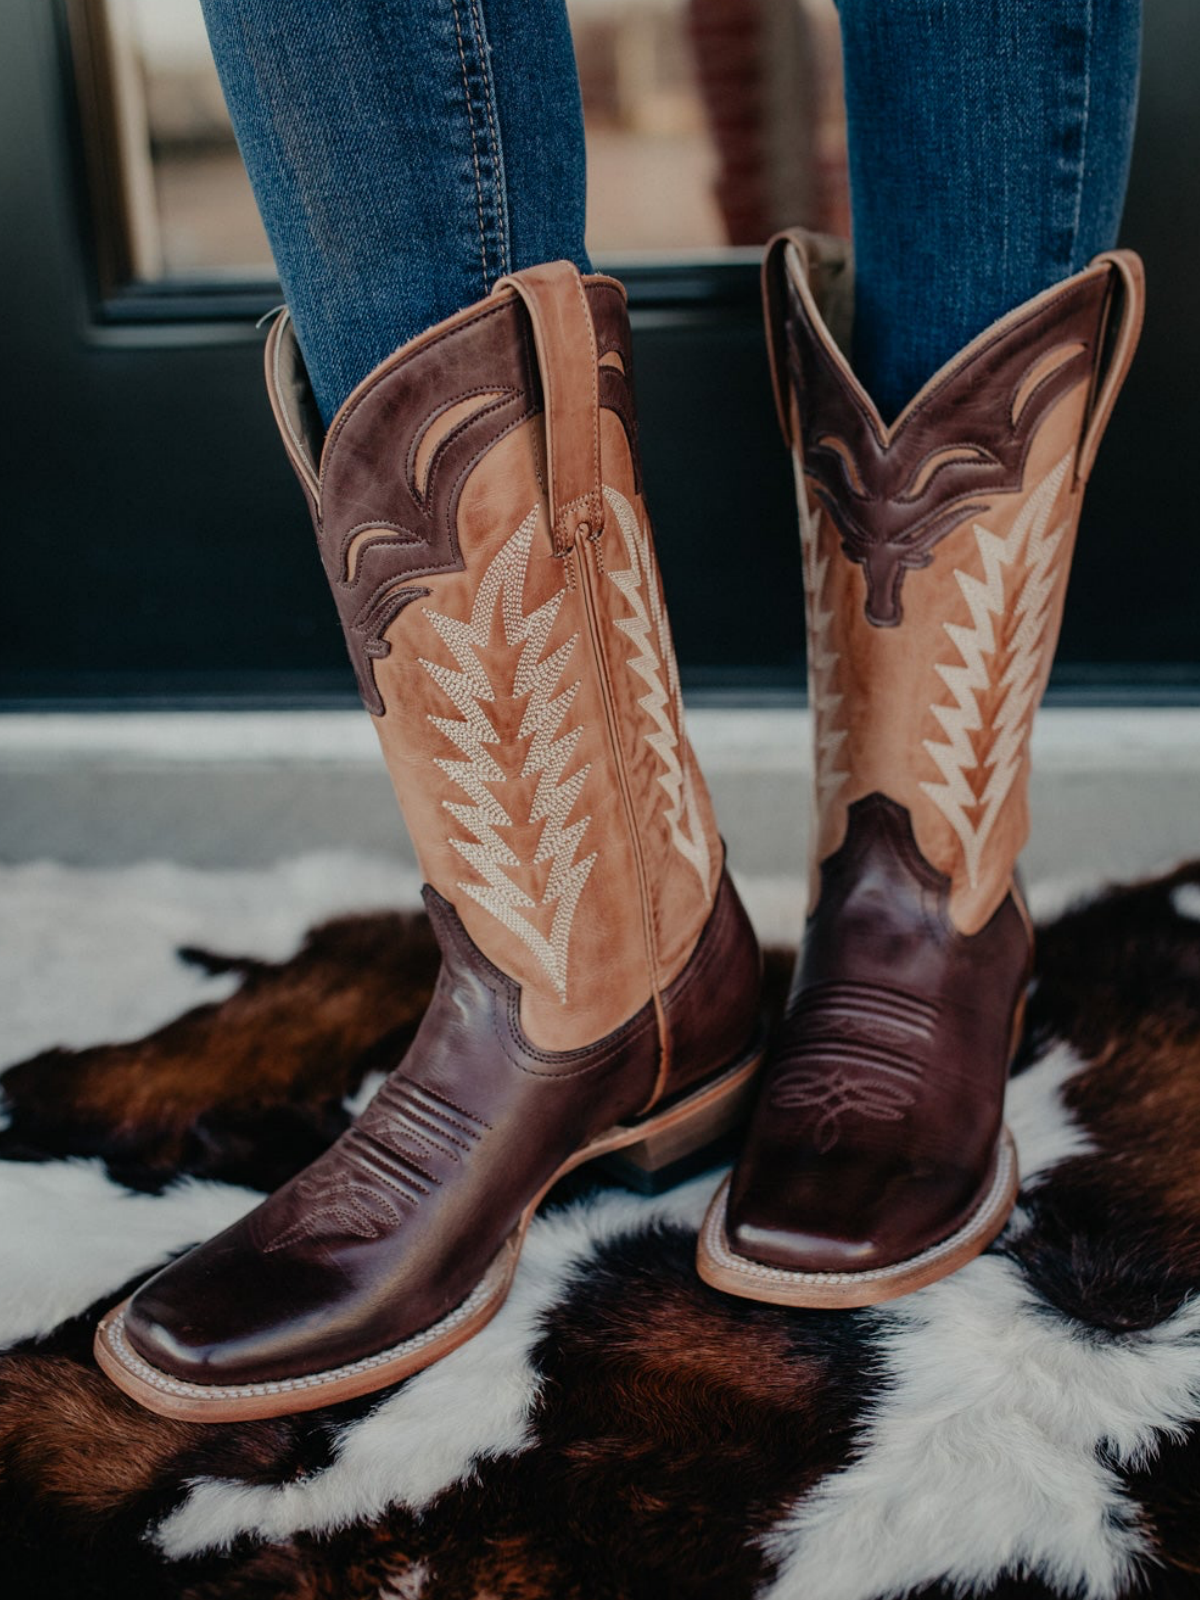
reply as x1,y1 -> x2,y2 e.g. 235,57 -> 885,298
95,0 -> 847,282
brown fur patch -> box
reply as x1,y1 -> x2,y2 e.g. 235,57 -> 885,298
6,868 -> 1200,1597
1015,863 -> 1200,1287
1,912 -> 441,1189
0,1353 -> 198,1513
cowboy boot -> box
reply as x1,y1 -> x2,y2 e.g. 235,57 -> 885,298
697,228 -> 1143,1307
95,263 -> 763,1419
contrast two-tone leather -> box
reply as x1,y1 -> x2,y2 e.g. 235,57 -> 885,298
120,264 -> 761,1389
127,872 -> 758,1385
722,229 -> 1143,1277
267,268 -> 723,1056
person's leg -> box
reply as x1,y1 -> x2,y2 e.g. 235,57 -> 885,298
98,2 -> 767,1420
199,0 -> 590,423
837,0 -> 1142,420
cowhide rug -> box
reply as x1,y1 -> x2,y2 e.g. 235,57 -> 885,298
3,854 -> 1200,1600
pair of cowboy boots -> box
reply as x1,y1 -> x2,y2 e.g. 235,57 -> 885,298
96,232 -> 1143,1420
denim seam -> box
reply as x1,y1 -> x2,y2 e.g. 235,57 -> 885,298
448,0 -> 511,293
448,0 -> 491,287
1065,0 -> 1095,275
468,0 -> 512,279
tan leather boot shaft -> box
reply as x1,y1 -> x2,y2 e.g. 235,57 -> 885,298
266,266 -> 723,1063
764,229 -> 1144,931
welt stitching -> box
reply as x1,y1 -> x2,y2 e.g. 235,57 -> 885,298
448,0 -> 490,287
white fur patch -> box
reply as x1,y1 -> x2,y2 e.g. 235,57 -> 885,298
154,1174 -> 717,1558
1025,874 -> 1094,925
0,854 -> 425,1067
0,1159 -> 259,1351
758,1041 -> 1191,1600
343,1070 -> 388,1120
1005,1040 -> 1095,1189
762,1264 -> 1200,1600
1171,883 -> 1200,923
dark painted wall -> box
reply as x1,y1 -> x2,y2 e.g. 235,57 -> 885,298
2,0 -> 1197,705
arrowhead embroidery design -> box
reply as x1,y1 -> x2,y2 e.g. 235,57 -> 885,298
261,1178 -> 408,1253
921,452 -> 1073,887
797,456 -> 849,813
604,484 -> 711,887
420,509 -> 596,1001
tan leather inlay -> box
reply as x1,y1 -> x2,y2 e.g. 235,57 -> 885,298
900,445 -> 996,501
598,349 -> 626,373
1011,343 -> 1086,425
368,425 -> 651,1051
596,405 -> 721,962
412,391 -> 506,501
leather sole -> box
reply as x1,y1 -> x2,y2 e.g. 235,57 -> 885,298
694,1126 -> 1019,1309
93,1038 -> 764,1422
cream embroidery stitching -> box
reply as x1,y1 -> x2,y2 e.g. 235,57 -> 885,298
420,509 -> 596,1000
798,455 -> 849,812
772,1065 -> 916,1154
920,452 -> 1073,887
604,484 -> 710,886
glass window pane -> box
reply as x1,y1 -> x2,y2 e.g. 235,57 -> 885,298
88,0 -> 847,283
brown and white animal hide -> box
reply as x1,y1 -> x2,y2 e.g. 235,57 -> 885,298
3,860 -> 1200,1600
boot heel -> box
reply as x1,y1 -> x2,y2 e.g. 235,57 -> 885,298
598,1039 -> 764,1196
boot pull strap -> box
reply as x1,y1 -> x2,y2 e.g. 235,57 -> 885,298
494,262 -> 605,553
762,229 -> 854,448
1076,249 -> 1145,485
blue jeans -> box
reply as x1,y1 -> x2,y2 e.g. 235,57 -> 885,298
199,0 -> 590,424
201,0 -> 1140,426
838,0 -> 1142,419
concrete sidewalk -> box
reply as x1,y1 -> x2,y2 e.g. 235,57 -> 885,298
1,706 -> 1197,882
